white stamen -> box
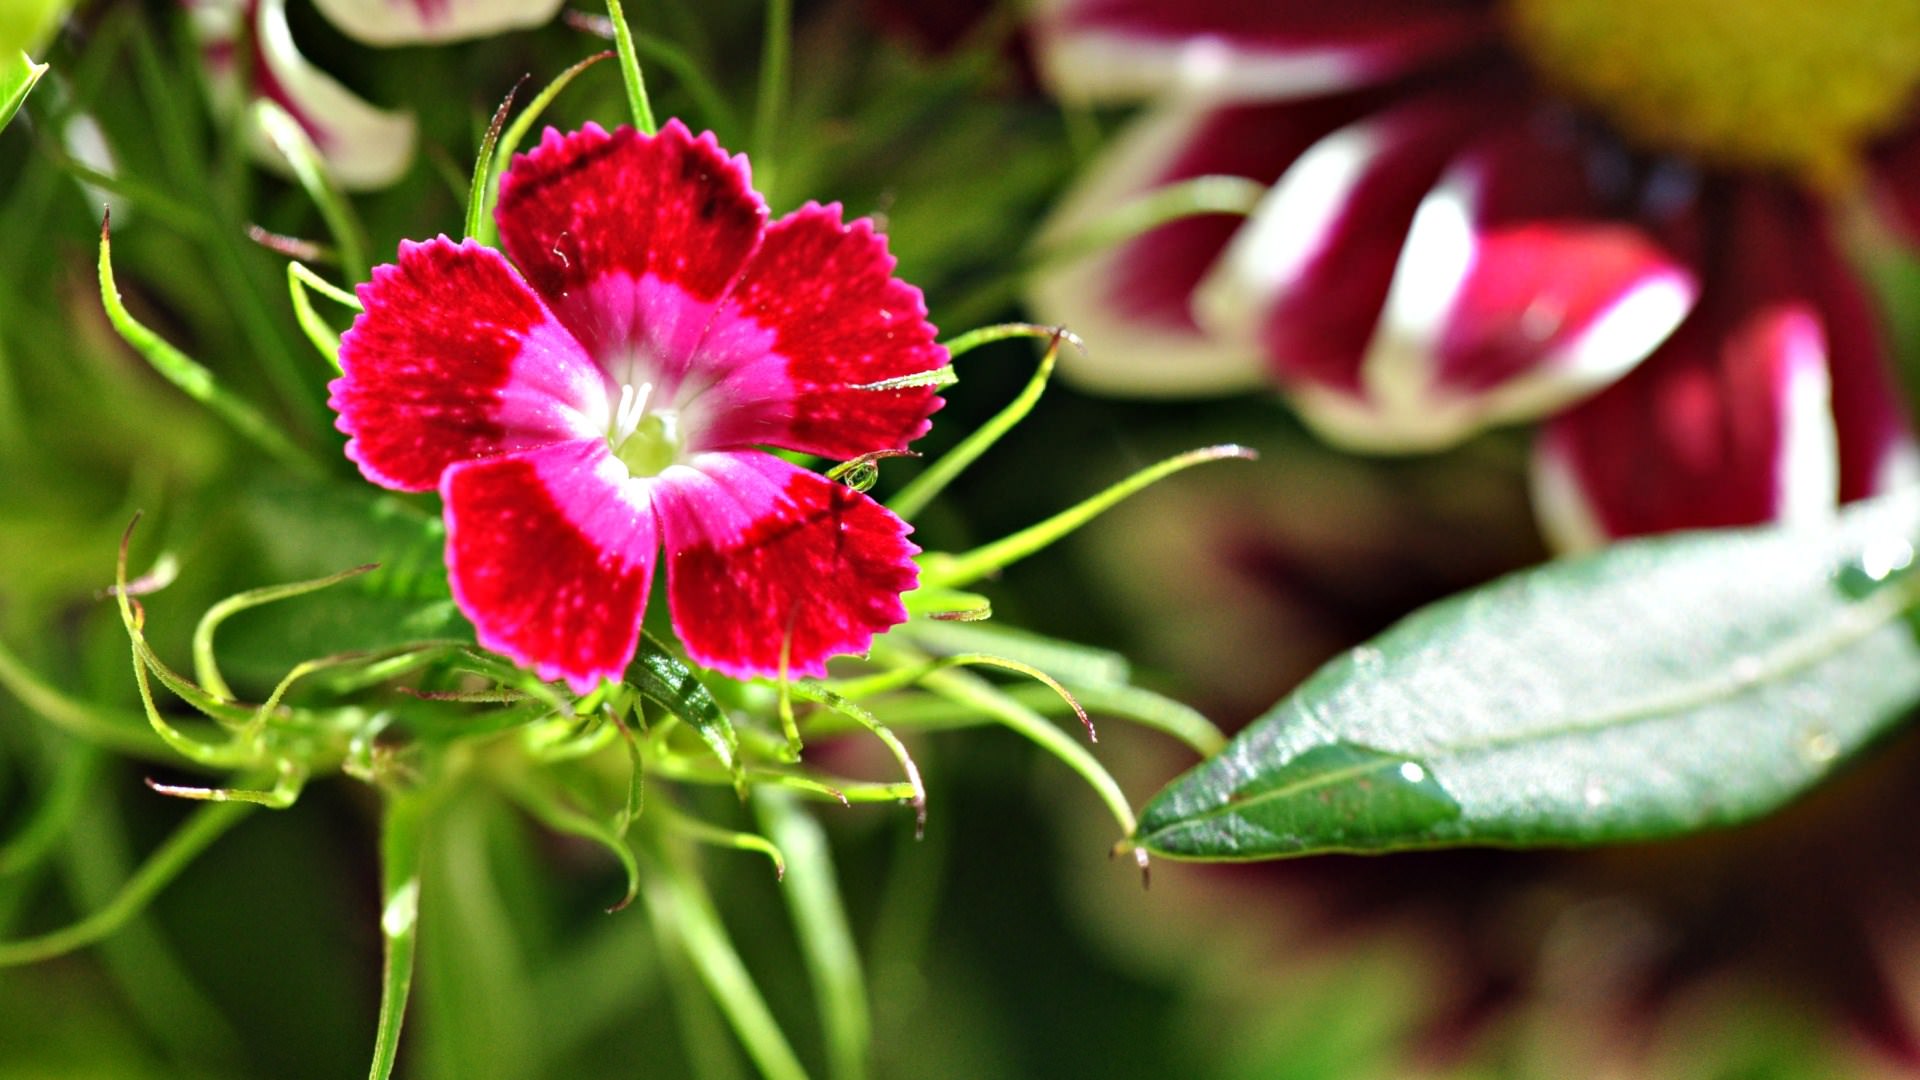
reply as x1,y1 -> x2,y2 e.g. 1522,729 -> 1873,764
612,381 -> 653,445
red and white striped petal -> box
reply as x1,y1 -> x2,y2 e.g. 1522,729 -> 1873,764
1531,187 -> 1852,549
1031,98 -> 1373,396
331,237 -> 605,492
652,452 -> 919,680
442,440 -> 658,694
189,0 -> 416,190
1350,135 -> 1695,448
1193,93 -> 1488,442
1033,0 -> 1494,103
687,202 -> 945,459
1533,305 -> 1838,551
311,0 -> 565,45
495,122 -> 769,371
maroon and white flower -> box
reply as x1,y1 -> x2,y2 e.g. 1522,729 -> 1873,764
1029,0 -> 1920,548
329,122 -> 945,691
186,0 -> 563,190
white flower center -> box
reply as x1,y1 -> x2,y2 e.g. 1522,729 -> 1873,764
606,381 -> 682,477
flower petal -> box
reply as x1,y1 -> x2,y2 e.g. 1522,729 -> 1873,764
684,202 -> 945,458
1192,91 -> 1489,439
652,452 -> 918,679
495,121 -> 769,372
1531,189 -> 1851,549
1341,124 -> 1696,448
1533,304 -> 1837,550
188,0 -> 416,190
312,0 -> 565,45
1030,97 -> 1374,396
331,236 -> 606,492
1034,0 -> 1494,102
442,440 -> 657,694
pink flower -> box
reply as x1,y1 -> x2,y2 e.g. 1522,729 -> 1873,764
329,122 -> 945,692
1029,1 -> 1920,549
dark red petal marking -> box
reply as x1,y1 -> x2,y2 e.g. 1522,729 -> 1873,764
653,452 -> 919,679
687,203 -> 946,458
494,121 -> 769,365
441,440 -> 658,693
330,236 -> 602,492
1535,186 -> 1843,544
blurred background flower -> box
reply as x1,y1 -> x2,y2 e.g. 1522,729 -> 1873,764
185,0 -> 565,189
1029,0 -> 1920,548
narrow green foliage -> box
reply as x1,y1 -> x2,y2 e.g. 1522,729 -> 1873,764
640,834 -> 809,1080
1138,492 -> 1920,860
756,790 -> 870,1080
286,262 -> 346,365
1036,173 -> 1266,266
900,586 -> 992,622
99,217 -> 317,474
145,761 -> 308,808
500,773 -> 642,912
193,563 -> 378,701
0,633 -> 168,758
916,664 -> 1137,840
0,746 -> 101,877
785,681 -> 926,828
751,0 -> 791,198
369,790 -> 428,1080
466,78 -> 523,241
922,444 -> 1258,589
606,0 -> 656,135
254,100 -> 370,281
663,807 -> 786,880
903,618 -> 1128,688
480,51 -> 614,245
0,51 -> 45,133
889,327 -> 1076,521
0,795 -> 255,966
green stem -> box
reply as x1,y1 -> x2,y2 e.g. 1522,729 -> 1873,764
922,444 -> 1256,590
0,796 -> 254,966
755,790 -> 868,1080
606,0 -> 656,134
367,788 -> 429,1080
751,0 -> 791,200
640,829 -> 809,1080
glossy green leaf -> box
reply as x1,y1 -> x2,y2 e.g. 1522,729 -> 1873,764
1136,493 -> 1920,860
629,634 -> 741,784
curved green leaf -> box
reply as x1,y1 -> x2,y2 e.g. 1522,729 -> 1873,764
1136,493 -> 1920,860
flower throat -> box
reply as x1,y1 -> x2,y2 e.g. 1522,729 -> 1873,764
607,381 -> 680,477
1504,0 -> 1920,190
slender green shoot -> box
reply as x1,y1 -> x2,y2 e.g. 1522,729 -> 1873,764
756,790 -> 869,1080
918,667 -> 1137,840
500,773 -> 641,912
663,806 -> 786,880
287,263 -> 344,365
479,51 -> 613,244
192,564 -> 378,702
889,327 -> 1077,520
0,796 -> 254,966
784,681 -> 926,830
253,100 -> 371,281
368,789 -> 428,1080
641,835 -> 808,1080
466,77 -> 524,240
145,760 -> 307,809
99,216 -> 317,474
751,0 -> 791,197
1036,173 -> 1266,267
922,444 -> 1258,589
606,0 -> 656,134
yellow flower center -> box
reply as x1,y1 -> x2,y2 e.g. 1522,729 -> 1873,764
1504,0 -> 1920,189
